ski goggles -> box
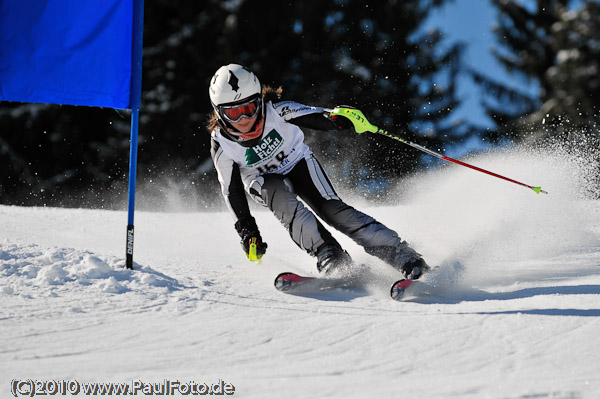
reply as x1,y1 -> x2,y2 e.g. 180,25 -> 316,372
219,97 -> 261,123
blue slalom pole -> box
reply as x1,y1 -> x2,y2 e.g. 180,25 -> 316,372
126,0 -> 145,269
126,109 -> 139,269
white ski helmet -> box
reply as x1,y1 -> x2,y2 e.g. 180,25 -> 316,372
210,64 -> 261,106
209,64 -> 265,146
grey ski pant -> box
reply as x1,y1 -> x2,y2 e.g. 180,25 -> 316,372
249,154 -> 403,258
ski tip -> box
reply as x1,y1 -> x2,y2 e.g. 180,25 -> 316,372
274,272 -> 315,292
274,272 -> 294,291
390,279 -> 413,301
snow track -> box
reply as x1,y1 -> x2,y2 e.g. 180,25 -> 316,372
2,147 -> 600,398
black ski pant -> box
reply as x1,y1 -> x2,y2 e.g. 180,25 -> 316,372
251,154 -> 404,261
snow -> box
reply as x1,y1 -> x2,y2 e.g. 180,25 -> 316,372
2,147 -> 600,398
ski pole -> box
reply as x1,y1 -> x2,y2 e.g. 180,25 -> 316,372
329,107 -> 548,195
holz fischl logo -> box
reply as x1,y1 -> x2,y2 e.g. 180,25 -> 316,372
245,129 -> 283,166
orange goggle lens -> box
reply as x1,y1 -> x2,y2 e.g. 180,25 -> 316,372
221,99 -> 259,122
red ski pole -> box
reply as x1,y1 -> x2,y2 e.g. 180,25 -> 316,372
330,107 -> 548,195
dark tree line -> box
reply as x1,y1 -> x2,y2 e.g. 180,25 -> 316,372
473,0 -> 599,143
1,0 -> 598,208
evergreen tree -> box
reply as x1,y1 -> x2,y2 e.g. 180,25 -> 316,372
0,103 -> 129,207
475,0 -> 600,142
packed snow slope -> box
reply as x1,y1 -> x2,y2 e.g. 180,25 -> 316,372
2,146 -> 600,399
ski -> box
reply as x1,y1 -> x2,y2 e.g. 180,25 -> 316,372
274,272 -> 316,292
390,279 -> 416,301
390,260 -> 464,301
276,260 -> 463,299
274,271 -> 362,293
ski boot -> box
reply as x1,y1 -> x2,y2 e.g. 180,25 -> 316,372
316,243 -> 352,274
366,242 -> 430,280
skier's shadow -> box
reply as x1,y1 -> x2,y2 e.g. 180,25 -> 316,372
410,284 -> 600,317
284,286 -> 371,302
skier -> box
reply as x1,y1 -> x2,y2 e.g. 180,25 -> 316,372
208,63 -> 429,279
